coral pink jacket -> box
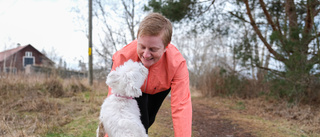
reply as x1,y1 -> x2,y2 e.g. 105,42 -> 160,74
106,40 -> 192,137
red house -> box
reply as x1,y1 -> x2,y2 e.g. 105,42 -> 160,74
0,44 -> 54,73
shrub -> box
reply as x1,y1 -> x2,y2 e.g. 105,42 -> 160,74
43,77 -> 64,98
197,66 -> 265,98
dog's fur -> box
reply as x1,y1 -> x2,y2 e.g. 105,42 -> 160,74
97,60 -> 148,137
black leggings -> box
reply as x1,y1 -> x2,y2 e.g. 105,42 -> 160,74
135,88 -> 171,134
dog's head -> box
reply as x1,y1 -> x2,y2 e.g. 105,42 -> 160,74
106,59 -> 148,98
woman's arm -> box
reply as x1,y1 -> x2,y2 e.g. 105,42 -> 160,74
170,61 -> 192,137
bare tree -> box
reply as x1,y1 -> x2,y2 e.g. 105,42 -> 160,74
89,0 -> 144,76
121,0 -> 137,41
71,0 -> 140,76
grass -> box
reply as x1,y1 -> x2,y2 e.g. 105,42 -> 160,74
51,116 -> 98,137
1,74 -> 320,137
231,101 -> 246,110
0,74 -> 105,137
0,74 -> 175,137
44,91 -> 104,137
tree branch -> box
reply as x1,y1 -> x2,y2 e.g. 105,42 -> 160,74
307,48 -> 320,64
254,63 -> 285,77
285,0 -> 299,41
244,0 -> 286,62
259,0 -> 286,49
121,0 -> 136,41
259,0 -> 277,31
305,32 -> 320,48
315,8 -> 320,16
196,0 -> 215,16
314,72 -> 320,77
303,0 -> 316,35
228,11 -> 250,23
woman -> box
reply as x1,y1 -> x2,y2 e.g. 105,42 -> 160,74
107,12 -> 192,137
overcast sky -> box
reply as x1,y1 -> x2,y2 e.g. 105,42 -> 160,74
0,0 -> 88,69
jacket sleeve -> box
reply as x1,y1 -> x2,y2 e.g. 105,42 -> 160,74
170,61 -> 192,137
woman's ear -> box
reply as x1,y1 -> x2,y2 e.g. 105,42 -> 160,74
164,45 -> 169,52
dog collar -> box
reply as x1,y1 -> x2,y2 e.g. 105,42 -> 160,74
115,94 -> 133,99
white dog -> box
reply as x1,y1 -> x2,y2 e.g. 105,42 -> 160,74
97,60 -> 148,137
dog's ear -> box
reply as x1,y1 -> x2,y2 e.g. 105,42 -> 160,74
106,71 -> 120,88
132,86 -> 142,97
125,83 -> 142,97
124,72 -> 142,97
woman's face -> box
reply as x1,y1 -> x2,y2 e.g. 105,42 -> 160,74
137,35 -> 166,68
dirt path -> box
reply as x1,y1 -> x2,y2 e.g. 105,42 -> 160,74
151,96 -> 320,137
149,97 -> 255,137
192,99 -> 254,137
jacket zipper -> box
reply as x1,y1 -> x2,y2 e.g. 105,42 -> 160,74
144,68 -> 150,93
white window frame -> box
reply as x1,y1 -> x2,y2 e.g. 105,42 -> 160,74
25,51 -> 32,57
23,56 -> 35,67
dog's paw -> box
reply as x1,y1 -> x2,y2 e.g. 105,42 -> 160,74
96,122 -> 106,137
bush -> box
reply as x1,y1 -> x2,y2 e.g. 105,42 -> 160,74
196,67 -> 266,98
67,79 -> 90,93
43,77 -> 64,98
267,73 -> 320,104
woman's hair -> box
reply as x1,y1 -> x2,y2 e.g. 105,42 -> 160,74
137,12 -> 172,47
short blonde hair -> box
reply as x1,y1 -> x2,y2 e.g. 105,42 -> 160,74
137,13 -> 172,47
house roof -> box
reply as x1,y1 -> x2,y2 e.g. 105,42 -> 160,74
0,44 -> 54,64
0,45 -> 28,62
